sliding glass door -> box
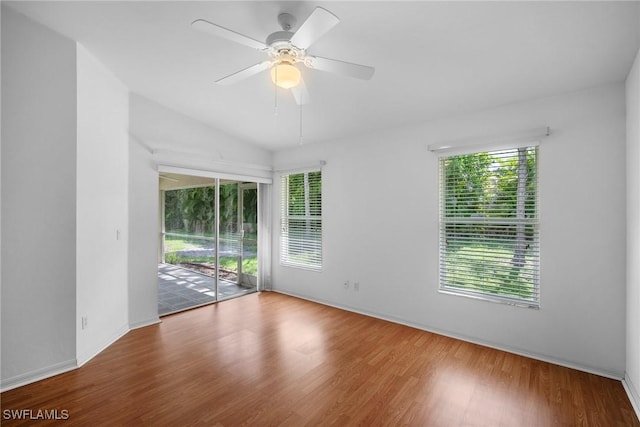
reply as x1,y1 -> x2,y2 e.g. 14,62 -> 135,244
158,174 -> 261,316
238,183 -> 258,288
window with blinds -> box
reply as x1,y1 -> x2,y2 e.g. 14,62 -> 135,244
439,146 -> 539,307
280,170 -> 322,270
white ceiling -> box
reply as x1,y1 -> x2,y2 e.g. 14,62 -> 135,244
6,1 -> 640,151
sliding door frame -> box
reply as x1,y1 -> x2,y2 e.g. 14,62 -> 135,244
157,165 -> 272,295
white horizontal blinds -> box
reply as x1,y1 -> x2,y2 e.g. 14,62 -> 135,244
280,170 -> 322,270
439,147 -> 540,307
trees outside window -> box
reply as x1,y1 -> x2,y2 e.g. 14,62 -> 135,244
439,146 -> 539,307
280,170 -> 322,270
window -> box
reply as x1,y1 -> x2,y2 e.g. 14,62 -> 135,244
280,170 -> 322,270
439,146 -> 539,307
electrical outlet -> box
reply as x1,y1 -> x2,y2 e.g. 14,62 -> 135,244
354,282 -> 360,291
343,280 -> 350,290
81,316 -> 88,330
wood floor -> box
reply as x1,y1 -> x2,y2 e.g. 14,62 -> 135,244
2,292 -> 638,426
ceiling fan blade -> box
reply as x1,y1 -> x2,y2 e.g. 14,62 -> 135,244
215,61 -> 272,85
192,19 -> 268,51
290,7 -> 339,50
305,55 -> 375,80
291,78 -> 310,105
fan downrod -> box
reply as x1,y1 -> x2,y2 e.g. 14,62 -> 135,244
277,13 -> 296,31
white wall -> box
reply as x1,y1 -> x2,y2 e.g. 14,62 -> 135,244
128,123 -> 160,329
1,6 -> 77,387
127,94 -> 272,327
1,4 -> 3,380
273,83 -> 627,378
130,94 -> 272,176
76,45 -> 130,365
626,46 -> 640,415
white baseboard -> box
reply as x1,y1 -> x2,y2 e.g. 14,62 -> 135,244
273,289 -> 624,381
77,322 -> 130,367
2,317 -> 162,392
129,316 -> 161,330
0,359 -> 77,393
623,373 -> 640,421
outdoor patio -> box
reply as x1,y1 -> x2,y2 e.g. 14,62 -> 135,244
158,263 -> 255,316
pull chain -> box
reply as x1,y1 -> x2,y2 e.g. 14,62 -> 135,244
274,66 -> 278,116
299,98 -> 303,145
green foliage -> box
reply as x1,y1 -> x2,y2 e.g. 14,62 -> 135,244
164,252 -> 179,264
287,171 -> 321,217
442,148 -> 538,302
219,183 -> 237,232
164,183 -> 258,234
164,252 -> 257,276
163,183 -> 259,277
443,243 -> 536,300
443,152 -> 492,217
283,172 -> 323,268
163,235 -> 187,252
164,233 -> 258,276
183,187 -> 216,233
443,148 -> 537,219
241,257 -> 258,276
164,190 -> 184,231
243,188 -> 258,226
492,149 -> 537,219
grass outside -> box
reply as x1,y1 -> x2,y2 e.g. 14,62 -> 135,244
443,243 -> 537,301
164,232 -> 257,275
164,231 -> 257,251
284,250 -> 322,268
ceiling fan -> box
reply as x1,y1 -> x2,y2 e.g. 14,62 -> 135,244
192,7 -> 375,105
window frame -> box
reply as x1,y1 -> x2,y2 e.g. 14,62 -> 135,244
437,145 -> 540,308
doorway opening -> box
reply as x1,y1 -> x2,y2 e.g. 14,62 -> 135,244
157,173 -> 260,316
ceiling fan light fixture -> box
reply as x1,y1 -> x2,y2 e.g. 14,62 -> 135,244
270,62 -> 301,89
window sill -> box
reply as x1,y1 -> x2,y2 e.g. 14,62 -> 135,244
438,288 -> 540,309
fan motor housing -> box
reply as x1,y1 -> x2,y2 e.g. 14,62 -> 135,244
266,31 -> 294,47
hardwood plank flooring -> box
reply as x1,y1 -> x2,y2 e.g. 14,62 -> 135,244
2,292 -> 638,426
